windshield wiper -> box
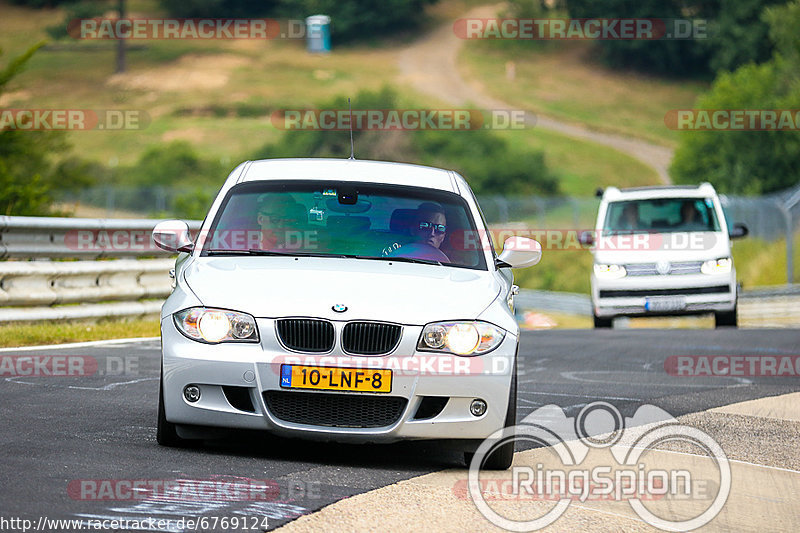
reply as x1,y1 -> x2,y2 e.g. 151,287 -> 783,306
248,249 -> 356,258
355,255 -> 442,266
205,249 -> 351,258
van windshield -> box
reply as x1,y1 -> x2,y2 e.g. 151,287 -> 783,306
603,198 -> 721,234
201,180 -> 488,270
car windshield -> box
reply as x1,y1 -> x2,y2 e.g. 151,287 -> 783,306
603,197 -> 721,234
201,180 -> 488,270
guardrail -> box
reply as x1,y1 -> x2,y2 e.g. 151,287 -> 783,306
0,215 -> 201,259
0,216 -> 203,322
1,216 -> 798,325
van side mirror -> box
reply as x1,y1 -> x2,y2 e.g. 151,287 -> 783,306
730,223 -> 748,239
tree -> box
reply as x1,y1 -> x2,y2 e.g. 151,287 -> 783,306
564,0 -> 715,77
0,43 -> 92,215
670,1 -> 800,194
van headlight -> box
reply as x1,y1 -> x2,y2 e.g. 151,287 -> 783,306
701,257 -> 732,275
593,264 -> 627,279
173,307 -> 259,344
417,321 -> 505,356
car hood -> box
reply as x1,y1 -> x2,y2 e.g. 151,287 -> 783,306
593,231 -> 731,265
183,256 -> 500,325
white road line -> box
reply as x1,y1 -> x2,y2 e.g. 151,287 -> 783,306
519,390 -> 643,401
560,370 -> 752,387
68,377 -> 158,390
0,337 -> 159,353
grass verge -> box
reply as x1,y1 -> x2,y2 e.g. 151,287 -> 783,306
0,317 -> 160,348
460,40 -> 707,147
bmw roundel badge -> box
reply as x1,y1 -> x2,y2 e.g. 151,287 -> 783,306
332,304 -> 348,313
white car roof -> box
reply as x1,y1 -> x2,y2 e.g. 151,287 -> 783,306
237,158 -> 459,193
603,183 -> 717,202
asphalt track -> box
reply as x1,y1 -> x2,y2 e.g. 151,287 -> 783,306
1,328 -> 798,532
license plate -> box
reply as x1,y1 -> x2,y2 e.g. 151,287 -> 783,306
280,365 -> 392,393
645,297 -> 686,312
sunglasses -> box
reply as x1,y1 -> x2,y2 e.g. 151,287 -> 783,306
418,221 -> 447,234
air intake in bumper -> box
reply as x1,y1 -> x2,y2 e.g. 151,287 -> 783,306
263,390 -> 407,428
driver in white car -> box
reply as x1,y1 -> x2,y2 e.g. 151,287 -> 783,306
403,202 -> 450,262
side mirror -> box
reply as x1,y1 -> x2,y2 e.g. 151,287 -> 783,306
496,236 -> 542,269
579,230 -> 595,246
153,220 -> 194,253
730,223 -> 748,240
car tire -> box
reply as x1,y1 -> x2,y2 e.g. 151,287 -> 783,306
464,357 -> 517,471
593,314 -> 613,328
714,307 -> 737,328
157,371 -> 188,447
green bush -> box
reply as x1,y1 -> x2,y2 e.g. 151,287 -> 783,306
671,0 -> 800,194
0,43 -> 95,216
46,1 -> 106,41
255,87 -> 559,196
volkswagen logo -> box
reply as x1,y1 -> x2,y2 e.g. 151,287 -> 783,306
655,260 -> 671,275
332,304 -> 348,313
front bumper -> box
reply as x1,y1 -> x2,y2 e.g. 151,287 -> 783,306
591,271 -> 737,318
161,316 -> 516,443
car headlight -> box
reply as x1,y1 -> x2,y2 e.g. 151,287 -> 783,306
173,307 -> 259,344
701,257 -> 732,275
593,264 -> 627,279
417,321 -> 505,356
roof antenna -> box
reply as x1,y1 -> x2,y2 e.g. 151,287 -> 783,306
348,97 -> 355,160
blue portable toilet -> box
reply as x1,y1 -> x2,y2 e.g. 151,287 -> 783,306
305,15 -> 331,53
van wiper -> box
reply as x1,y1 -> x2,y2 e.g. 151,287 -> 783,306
355,255 -> 442,266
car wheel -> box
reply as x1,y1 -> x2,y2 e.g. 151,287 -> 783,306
593,314 -> 613,328
464,358 -> 517,470
714,307 -> 737,328
156,370 -> 188,447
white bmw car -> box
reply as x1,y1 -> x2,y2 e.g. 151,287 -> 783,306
153,158 -> 541,469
